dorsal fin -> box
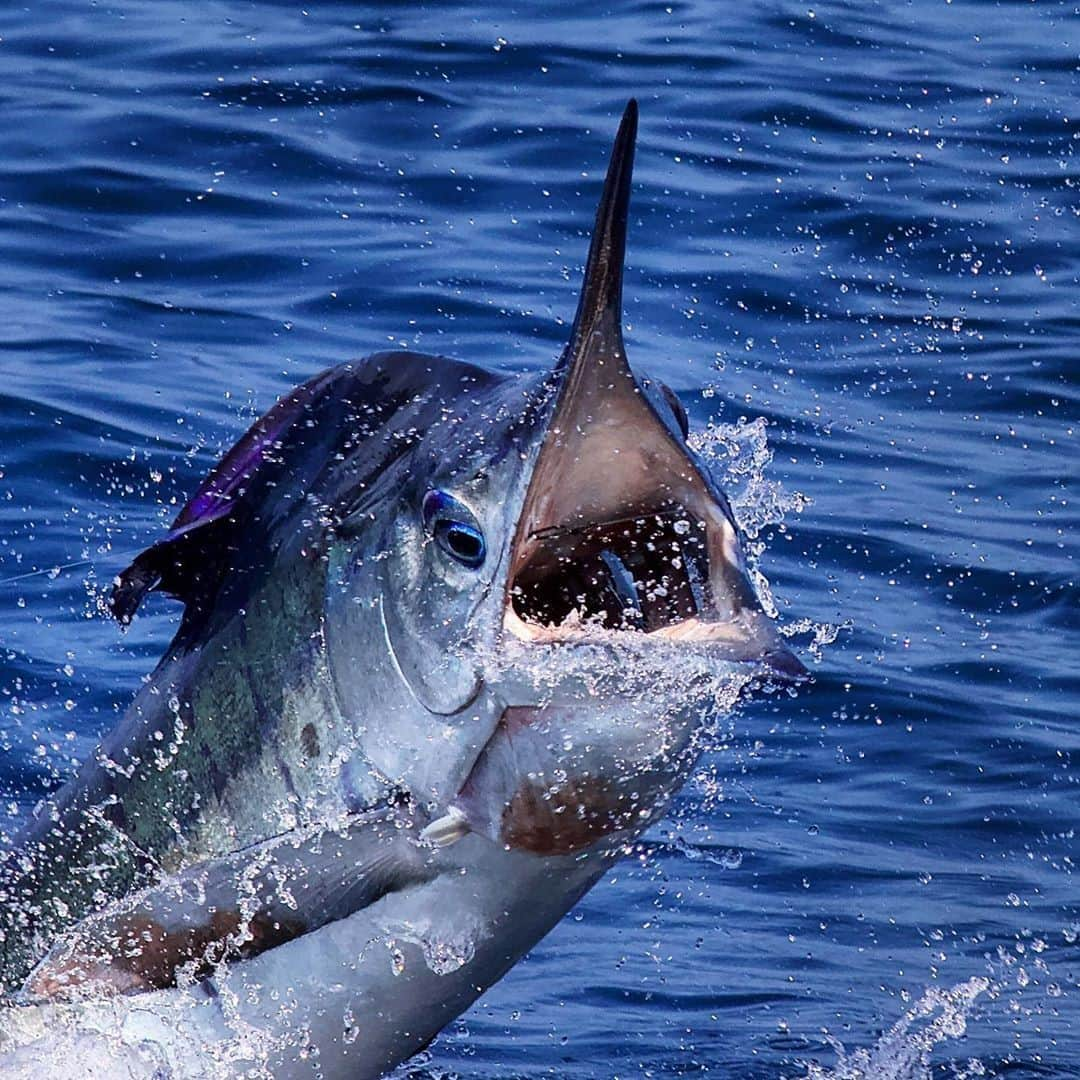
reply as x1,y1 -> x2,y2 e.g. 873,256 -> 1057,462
110,365 -> 349,625
110,352 -> 503,627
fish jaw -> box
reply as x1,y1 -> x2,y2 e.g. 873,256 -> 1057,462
429,691 -> 702,857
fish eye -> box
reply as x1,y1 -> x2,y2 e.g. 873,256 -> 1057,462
422,490 -> 487,569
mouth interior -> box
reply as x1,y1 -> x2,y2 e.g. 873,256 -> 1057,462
502,354 -> 771,651
510,506 -> 712,635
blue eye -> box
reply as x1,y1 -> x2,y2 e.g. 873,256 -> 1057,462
422,490 -> 487,569
435,520 -> 486,568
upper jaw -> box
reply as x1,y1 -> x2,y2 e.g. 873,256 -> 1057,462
490,99 -> 806,682
500,387 -> 808,682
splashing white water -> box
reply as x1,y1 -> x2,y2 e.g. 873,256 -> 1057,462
792,978 -> 991,1080
691,415 -> 808,538
691,414 -> 809,620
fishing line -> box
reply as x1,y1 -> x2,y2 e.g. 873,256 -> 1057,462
0,550 -> 140,589
0,560 -> 101,587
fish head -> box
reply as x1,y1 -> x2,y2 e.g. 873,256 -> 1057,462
323,365 -> 546,711
418,100 -> 808,853
111,101 -> 804,845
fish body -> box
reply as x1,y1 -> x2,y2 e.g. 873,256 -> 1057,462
0,101 -> 807,1077
2,836 -> 607,1079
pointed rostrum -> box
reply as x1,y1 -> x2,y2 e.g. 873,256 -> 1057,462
507,101 -> 807,682
556,98 -> 638,380
521,98 -> 680,539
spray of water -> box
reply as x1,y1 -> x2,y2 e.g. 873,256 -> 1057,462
791,978 -> 991,1080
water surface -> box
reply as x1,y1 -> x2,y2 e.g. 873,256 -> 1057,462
0,1 -> 1076,1076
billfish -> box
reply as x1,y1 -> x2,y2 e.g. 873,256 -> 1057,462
0,100 -> 807,1077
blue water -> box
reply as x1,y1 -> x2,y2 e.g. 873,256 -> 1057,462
0,1 -> 1076,1076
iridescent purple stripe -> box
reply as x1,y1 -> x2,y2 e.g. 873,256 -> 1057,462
172,368 -> 340,531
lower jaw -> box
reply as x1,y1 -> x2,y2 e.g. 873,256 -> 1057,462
427,689 -> 709,858
501,606 -> 808,678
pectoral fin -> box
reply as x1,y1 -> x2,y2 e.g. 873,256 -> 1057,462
22,800 -> 433,1002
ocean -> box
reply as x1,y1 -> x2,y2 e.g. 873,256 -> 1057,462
0,1 -> 1075,1075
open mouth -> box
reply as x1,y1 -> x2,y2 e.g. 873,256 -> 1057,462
507,503 -> 750,643
499,365 -> 805,678
502,442 -> 776,656
503,488 -> 808,684
511,506 -> 708,633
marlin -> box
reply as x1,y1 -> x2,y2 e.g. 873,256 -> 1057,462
0,100 -> 806,1077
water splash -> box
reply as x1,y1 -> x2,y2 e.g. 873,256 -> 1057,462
691,416 -> 837,655
663,827 -> 744,869
690,415 -> 808,540
792,978 -> 990,1080
380,913 -> 480,980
